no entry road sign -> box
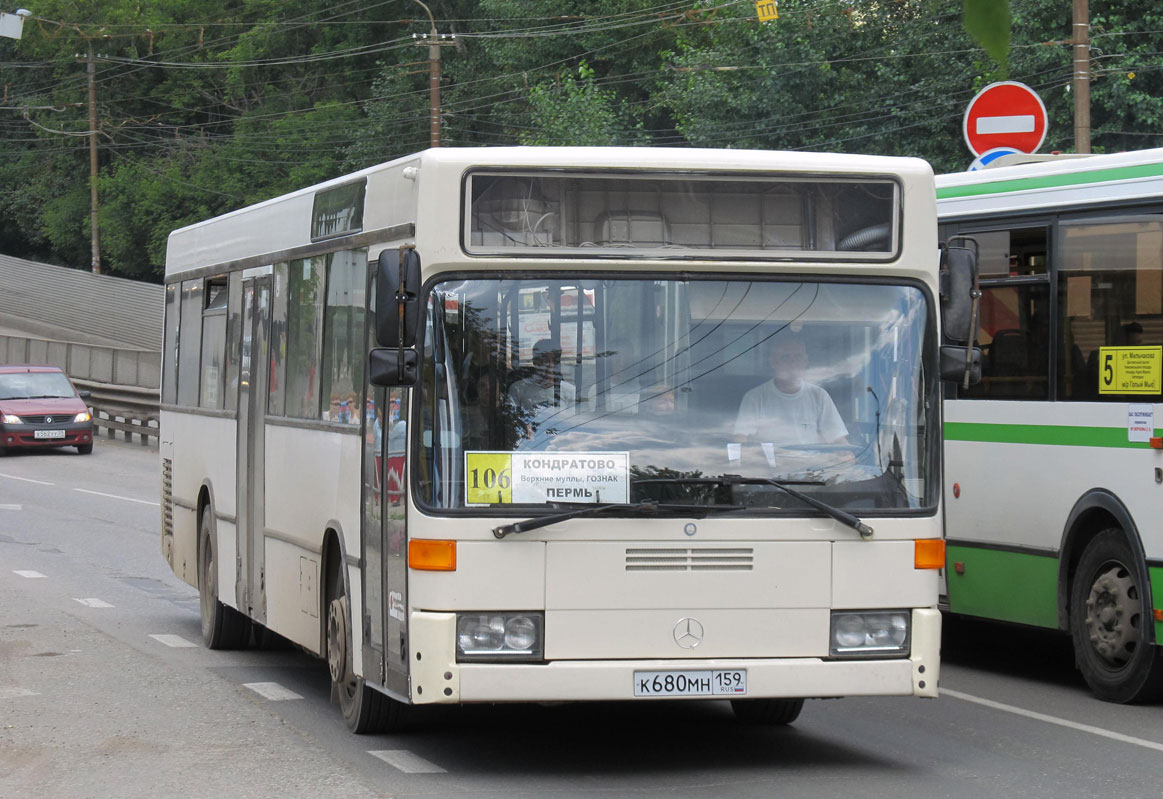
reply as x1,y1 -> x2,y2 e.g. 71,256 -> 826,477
963,81 -> 1047,156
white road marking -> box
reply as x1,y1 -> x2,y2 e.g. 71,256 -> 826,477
73,598 -> 114,608
0,687 -> 40,699
73,488 -> 160,506
943,688 -> 1163,753
13,570 -> 46,579
368,750 -> 447,774
0,504 -> 21,510
975,114 -> 1036,135
0,473 -> 53,486
149,634 -> 197,648
243,682 -> 303,701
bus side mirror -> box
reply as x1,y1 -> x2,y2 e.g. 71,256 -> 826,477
940,345 -> 982,384
369,347 -> 419,387
375,248 -> 421,348
940,240 -> 979,344
940,237 -> 983,386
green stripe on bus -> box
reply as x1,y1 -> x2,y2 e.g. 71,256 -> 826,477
936,162 -> 1163,200
1152,566 -> 1163,645
945,421 -> 1160,449
946,545 -> 1059,628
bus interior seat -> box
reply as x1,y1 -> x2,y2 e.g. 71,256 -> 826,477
986,330 -> 1027,374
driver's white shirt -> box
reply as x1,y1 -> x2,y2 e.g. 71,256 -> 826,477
733,379 -> 847,444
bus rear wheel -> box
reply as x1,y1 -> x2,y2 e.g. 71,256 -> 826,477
730,698 -> 804,725
198,510 -> 249,649
1070,529 -> 1163,703
325,569 -> 404,733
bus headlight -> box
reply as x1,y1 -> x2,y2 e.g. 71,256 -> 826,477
456,612 -> 543,662
829,611 -> 910,658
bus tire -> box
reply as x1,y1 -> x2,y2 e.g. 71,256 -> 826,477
730,698 -> 804,725
325,570 -> 405,733
1069,529 -> 1163,703
198,510 -> 249,650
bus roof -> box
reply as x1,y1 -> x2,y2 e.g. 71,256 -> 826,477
936,147 -> 1163,218
165,147 -> 933,279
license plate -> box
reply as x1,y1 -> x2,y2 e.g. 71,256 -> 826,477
34,430 -> 66,439
633,669 -> 747,697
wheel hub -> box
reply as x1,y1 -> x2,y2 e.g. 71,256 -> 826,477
327,597 -> 348,684
1085,565 -> 1138,666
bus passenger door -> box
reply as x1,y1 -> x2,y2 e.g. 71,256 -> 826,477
362,384 -> 409,697
236,276 -> 271,623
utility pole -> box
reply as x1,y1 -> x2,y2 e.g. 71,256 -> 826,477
1072,0 -> 1091,153
410,0 -> 454,148
86,42 -> 101,273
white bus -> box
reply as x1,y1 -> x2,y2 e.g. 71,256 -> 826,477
161,147 -> 974,732
938,148 -> 1163,702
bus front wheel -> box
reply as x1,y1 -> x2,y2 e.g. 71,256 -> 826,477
730,698 -> 804,725
1070,529 -> 1163,703
198,510 -> 249,649
325,571 -> 404,733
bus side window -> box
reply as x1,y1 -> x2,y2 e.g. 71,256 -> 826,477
955,227 -> 1050,401
284,258 -> 325,419
320,250 -> 369,425
162,284 -> 179,405
177,279 -> 203,407
1057,217 -> 1163,401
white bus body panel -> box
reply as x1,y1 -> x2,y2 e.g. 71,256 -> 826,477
263,424 -> 363,654
938,147 -> 1163,219
945,400 -> 1161,554
408,608 -> 941,703
162,409 -> 237,592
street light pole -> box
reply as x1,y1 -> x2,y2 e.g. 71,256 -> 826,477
87,41 -> 101,274
1072,0 -> 1091,153
410,0 -> 453,148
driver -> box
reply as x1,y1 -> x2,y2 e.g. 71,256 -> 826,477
733,333 -> 848,448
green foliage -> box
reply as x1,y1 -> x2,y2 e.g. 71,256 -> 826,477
963,0 -> 1012,75
520,61 -> 642,146
2,0 -> 1163,280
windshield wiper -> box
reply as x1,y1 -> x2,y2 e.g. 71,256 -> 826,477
492,500 -> 731,539
634,475 -> 874,539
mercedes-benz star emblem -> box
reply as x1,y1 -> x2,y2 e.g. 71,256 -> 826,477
673,617 -> 704,649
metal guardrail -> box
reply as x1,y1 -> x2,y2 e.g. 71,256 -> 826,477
1,333 -> 161,446
74,378 -> 160,446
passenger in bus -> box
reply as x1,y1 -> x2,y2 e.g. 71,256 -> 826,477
733,333 -> 848,450
640,384 -> 677,416
509,339 -> 576,410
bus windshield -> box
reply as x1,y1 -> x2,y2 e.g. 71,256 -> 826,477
417,276 -> 935,514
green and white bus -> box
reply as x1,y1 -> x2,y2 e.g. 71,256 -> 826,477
161,146 -> 974,733
938,148 -> 1163,702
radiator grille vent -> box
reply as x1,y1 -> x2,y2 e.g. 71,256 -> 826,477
625,547 -> 754,572
161,457 -> 173,540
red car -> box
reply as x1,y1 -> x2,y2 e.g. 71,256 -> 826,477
0,365 -> 94,455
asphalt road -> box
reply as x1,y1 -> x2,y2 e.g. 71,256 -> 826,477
3,438 -> 1163,798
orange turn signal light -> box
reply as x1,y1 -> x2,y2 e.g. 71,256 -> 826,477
409,539 -> 457,571
1154,608 -> 1163,623
914,539 -> 945,570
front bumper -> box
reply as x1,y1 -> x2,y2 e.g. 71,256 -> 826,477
1,420 -> 93,450
405,608 -> 941,704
